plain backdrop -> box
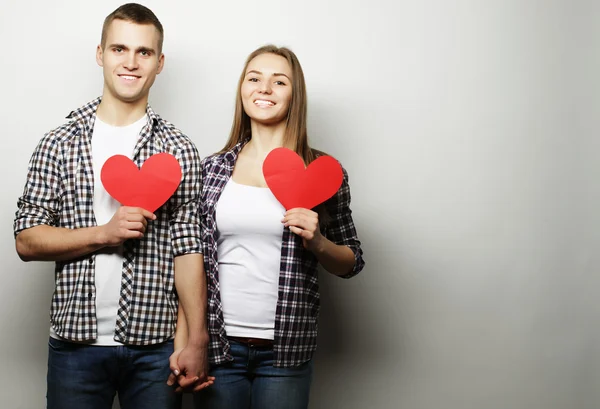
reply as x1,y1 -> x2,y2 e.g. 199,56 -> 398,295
0,0 -> 598,408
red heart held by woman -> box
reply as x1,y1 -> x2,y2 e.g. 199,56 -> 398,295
262,147 -> 343,210
101,153 -> 182,213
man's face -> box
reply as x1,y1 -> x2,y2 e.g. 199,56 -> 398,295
96,19 -> 164,104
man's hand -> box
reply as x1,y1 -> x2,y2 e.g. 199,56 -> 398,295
100,206 -> 156,246
167,343 -> 214,393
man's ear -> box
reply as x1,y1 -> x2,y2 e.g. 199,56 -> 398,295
156,53 -> 165,75
96,44 -> 104,67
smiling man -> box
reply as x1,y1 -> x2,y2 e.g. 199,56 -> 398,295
13,3 -> 211,408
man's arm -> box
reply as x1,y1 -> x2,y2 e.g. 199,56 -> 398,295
15,207 -> 156,262
170,253 -> 213,391
14,132 -> 155,262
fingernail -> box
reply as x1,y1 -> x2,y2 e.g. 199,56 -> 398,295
174,370 -> 179,376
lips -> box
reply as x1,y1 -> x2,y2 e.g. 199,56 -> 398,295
118,74 -> 141,81
254,99 -> 275,107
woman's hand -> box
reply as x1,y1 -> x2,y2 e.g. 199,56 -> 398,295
282,208 -> 325,253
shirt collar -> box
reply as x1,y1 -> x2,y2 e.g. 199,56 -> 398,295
66,97 -> 159,127
223,136 -> 251,164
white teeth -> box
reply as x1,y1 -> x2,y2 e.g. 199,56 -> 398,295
254,100 -> 274,107
121,75 -> 137,80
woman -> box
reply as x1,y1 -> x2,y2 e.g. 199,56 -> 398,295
184,44 -> 364,409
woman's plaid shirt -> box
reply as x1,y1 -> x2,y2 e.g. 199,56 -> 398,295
201,140 -> 365,367
13,98 -> 202,345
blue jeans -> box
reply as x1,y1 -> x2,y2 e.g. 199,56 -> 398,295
47,337 -> 180,409
194,339 -> 313,409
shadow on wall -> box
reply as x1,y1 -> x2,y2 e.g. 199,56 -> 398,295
308,222 -> 413,406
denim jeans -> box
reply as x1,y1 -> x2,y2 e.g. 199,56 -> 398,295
194,338 -> 313,409
46,337 -> 180,409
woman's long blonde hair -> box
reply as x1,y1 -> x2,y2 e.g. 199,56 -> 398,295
220,45 -> 317,164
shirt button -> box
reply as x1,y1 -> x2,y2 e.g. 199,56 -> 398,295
88,293 -> 93,298
89,258 -> 94,265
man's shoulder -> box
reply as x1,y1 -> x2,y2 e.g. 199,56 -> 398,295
38,97 -> 101,148
36,118 -> 81,151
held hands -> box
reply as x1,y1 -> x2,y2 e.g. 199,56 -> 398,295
100,206 -> 156,246
167,343 -> 215,393
282,208 -> 325,252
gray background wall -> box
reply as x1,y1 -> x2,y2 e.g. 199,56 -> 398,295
0,0 -> 597,408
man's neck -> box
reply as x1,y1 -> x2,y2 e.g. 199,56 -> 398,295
96,92 -> 148,126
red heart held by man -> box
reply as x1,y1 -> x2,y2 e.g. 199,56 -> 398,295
262,147 -> 343,210
101,153 -> 182,213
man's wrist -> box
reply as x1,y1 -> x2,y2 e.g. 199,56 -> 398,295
92,225 -> 109,246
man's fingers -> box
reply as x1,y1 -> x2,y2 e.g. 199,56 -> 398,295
124,207 -> 156,220
139,208 -> 157,220
125,222 -> 146,232
192,380 -> 214,392
178,375 -> 199,389
123,230 -> 144,239
127,214 -> 148,228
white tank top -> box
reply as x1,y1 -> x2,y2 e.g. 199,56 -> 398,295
216,179 -> 285,340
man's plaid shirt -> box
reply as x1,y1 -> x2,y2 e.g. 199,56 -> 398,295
13,98 -> 202,345
201,139 -> 365,367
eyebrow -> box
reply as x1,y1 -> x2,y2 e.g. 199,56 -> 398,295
246,70 -> 291,80
107,44 -> 156,54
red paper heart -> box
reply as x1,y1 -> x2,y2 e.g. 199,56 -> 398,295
101,153 -> 182,213
262,147 -> 343,210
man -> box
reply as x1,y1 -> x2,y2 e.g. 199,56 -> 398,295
13,3 -> 211,408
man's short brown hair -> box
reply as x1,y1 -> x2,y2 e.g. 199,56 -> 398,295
101,3 -> 164,52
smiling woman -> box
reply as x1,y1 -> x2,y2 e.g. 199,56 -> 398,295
240,53 -> 293,126
176,45 -> 365,409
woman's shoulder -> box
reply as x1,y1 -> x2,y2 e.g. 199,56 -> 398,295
311,148 -> 348,177
200,151 -> 227,169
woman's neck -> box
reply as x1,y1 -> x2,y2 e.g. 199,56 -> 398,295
245,120 -> 289,159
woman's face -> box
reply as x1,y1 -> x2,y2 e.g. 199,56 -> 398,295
241,53 -> 293,126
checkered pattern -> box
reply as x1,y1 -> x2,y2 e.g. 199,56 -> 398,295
13,97 -> 202,345
201,139 -> 365,367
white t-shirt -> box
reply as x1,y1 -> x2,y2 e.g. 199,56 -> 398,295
50,114 -> 146,345
216,179 -> 285,340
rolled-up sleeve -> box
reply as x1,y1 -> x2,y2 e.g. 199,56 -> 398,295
14,134 -> 62,236
169,141 -> 202,256
324,166 -> 365,279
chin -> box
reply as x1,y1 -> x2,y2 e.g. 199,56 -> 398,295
115,91 -> 145,103
249,111 -> 284,123
252,117 -> 286,127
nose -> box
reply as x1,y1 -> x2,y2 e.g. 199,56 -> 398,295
123,51 -> 139,71
259,81 -> 272,94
